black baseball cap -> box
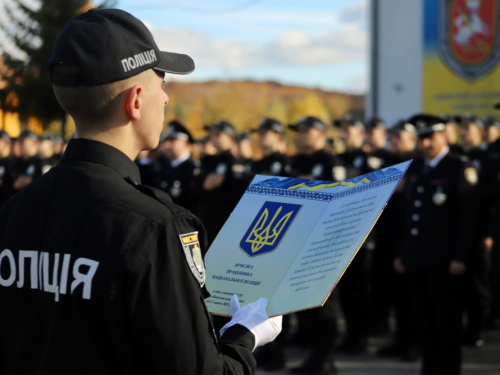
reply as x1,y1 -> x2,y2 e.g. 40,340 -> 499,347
19,130 -> 39,141
0,130 -> 11,142
251,118 -> 284,134
161,120 -> 194,143
391,120 -> 416,134
483,116 -> 500,129
462,114 -> 484,129
408,114 -> 446,139
204,120 -> 236,136
365,117 -> 386,130
289,116 -> 326,132
48,9 -> 195,87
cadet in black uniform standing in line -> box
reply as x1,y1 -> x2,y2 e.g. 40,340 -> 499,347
395,114 -> 479,375
288,116 -> 344,375
336,116 -> 372,354
377,120 -> 419,361
156,120 -> 199,212
251,118 -> 290,177
198,120 -> 251,246
0,131 -> 14,206
0,9 -> 281,375
7,130 -> 43,198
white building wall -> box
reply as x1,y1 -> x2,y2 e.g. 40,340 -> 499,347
369,0 -> 423,126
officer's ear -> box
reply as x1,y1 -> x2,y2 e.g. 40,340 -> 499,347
125,84 -> 143,121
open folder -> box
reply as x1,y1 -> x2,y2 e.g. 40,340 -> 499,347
204,161 -> 412,317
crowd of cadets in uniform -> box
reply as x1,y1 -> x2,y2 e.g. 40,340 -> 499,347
0,113 -> 499,374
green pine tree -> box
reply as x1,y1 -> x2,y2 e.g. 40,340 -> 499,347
0,0 -> 115,136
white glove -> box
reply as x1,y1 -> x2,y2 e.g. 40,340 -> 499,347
220,295 -> 282,351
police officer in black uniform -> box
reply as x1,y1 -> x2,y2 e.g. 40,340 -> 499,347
462,115 -> 487,171
395,114 -> 479,375
0,131 -> 14,205
198,120 -> 251,246
7,130 -> 43,197
337,115 -> 367,178
441,115 -> 465,155
290,116 -> 346,181
336,116 -> 372,353
287,116 -> 343,375
39,134 -> 59,174
377,120 -> 419,361
251,118 -> 290,177
364,117 -> 392,172
0,9 -> 281,375
156,120 -> 199,212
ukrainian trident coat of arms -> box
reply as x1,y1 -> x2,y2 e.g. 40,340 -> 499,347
240,201 -> 302,257
438,0 -> 500,82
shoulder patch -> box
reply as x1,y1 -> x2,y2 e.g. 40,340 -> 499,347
179,232 -> 206,287
464,167 -> 478,185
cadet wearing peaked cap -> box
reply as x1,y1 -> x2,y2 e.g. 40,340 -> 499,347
287,116 -> 341,374
251,118 -> 291,177
198,120 -> 250,245
0,130 -> 14,205
440,114 -> 465,155
396,114 -> 479,375
289,116 -> 346,181
461,115 -> 487,172
364,117 -> 392,172
7,129 -> 43,196
156,120 -> 199,213
0,8 -> 281,375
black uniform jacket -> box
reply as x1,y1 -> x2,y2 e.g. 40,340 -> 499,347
400,153 -> 479,268
291,150 -> 346,182
0,139 -> 255,375
156,155 -> 198,213
252,152 -> 290,177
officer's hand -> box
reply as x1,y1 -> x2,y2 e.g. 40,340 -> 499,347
482,237 -> 494,252
220,295 -> 282,351
393,257 -> 405,273
449,260 -> 466,275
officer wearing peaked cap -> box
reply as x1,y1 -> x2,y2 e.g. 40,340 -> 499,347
287,116 -> 341,375
251,118 -> 291,177
198,120 -> 250,245
289,116 -> 346,181
395,114 -> 479,375
155,120 -> 199,213
0,9 -> 281,375
365,117 -> 392,172
441,114 -> 465,155
0,130 -> 14,205
8,130 -> 43,196
461,114 -> 487,171
336,115 -> 368,178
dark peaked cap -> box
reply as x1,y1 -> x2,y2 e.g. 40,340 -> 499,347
289,116 -> 326,131
164,120 -> 194,143
251,118 -> 284,134
408,114 -> 446,138
204,120 -> 236,136
391,119 -> 416,134
48,9 -> 195,87
365,117 -> 387,130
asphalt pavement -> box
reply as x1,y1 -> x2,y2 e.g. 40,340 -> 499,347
257,328 -> 500,375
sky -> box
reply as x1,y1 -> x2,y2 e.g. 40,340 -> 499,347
117,0 -> 369,93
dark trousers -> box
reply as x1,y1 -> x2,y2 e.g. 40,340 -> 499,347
464,250 -> 491,340
407,268 -> 463,375
338,248 -> 370,342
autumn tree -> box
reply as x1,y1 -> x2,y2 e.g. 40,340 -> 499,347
0,0 -> 114,135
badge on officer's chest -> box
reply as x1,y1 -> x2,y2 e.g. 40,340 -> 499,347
179,232 -> 205,287
464,167 -> 478,185
432,187 -> 447,206
170,180 -> 182,198
312,163 -> 323,177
